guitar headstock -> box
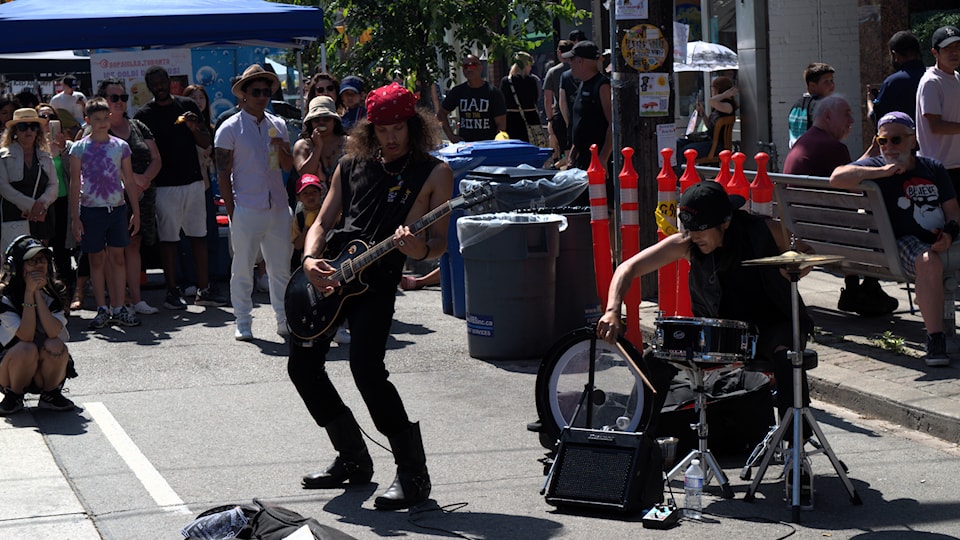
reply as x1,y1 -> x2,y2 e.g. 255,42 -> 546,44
453,184 -> 495,210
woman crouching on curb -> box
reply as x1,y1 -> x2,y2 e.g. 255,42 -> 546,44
0,235 -> 75,415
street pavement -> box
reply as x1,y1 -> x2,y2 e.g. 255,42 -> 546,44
1,267 -> 959,539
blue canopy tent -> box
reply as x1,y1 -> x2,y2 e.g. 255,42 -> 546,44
0,0 -> 324,54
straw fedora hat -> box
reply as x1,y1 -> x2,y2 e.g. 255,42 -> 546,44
231,64 -> 281,99
303,96 -> 340,124
5,108 -> 48,130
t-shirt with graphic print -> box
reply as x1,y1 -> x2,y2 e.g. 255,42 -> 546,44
68,135 -> 131,208
851,155 -> 956,244
441,82 -> 507,142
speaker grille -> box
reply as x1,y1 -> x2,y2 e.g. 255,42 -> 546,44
553,445 -> 633,503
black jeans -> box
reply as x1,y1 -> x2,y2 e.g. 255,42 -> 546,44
287,280 -> 411,437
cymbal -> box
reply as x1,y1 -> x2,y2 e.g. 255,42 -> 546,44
741,250 -> 845,269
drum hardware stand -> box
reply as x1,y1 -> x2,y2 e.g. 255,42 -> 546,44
740,256 -> 862,522
664,348 -> 735,499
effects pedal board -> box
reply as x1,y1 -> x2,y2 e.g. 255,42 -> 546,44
642,503 -> 680,529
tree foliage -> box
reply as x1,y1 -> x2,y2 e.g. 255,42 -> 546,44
278,0 -> 586,91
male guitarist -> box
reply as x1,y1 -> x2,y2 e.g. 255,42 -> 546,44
290,82 -> 453,511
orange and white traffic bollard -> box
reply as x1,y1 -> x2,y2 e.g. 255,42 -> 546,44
619,147 -> 642,346
750,152 -> 773,216
657,147 -> 682,317
588,144 -> 613,313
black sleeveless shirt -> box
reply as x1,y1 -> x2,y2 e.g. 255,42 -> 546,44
325,153 -> 440,287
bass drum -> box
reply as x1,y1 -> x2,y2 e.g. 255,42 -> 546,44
535,328 -> 655,450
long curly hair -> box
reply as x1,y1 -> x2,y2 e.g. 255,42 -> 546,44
344,109 -> 440,164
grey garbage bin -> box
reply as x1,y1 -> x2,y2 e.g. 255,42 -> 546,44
458,213 -> 565,360
521,207 -> 602,342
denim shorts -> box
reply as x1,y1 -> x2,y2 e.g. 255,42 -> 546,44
79,205 -> 130,253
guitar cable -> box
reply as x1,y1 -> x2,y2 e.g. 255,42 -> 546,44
356,424 -> 476,539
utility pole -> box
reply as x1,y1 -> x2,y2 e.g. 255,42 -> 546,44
609,0 -> 675,299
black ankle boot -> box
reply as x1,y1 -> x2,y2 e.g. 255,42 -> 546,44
302,409 -> 374,489
374,422 -> 431,510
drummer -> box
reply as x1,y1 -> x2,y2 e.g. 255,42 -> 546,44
597,180 -> 815,424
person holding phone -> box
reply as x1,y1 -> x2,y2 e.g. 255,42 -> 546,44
34,104 -> 74,300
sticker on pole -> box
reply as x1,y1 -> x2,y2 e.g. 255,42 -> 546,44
621,24 -> 668,72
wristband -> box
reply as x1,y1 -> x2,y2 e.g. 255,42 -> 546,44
22,302 -> 37,308
414,243 -> 430,262
301,254 -> 321,264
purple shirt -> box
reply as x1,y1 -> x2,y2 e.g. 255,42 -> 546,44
68,135 -> 131,208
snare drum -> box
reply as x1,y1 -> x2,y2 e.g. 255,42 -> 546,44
654,316 -> 755,364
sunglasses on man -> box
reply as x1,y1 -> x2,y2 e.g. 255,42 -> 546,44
876,135 -> 906,146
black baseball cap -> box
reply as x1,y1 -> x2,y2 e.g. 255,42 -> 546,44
678,181 -> 746,231
562,41 -> 601,60
932,26 -> 960,49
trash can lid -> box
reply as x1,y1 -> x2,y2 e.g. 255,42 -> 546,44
457,212 -> 567,250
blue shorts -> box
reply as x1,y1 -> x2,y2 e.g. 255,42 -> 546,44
80,205 -> 130,254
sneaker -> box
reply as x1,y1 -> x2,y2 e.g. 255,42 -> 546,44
129,301 -> 159,315
333,326 -> 351,345
89,306 -> 112,329
196,286 -> 227,307
0,391 -> 24,416
112,306 -> 141,327
277,321 -> 290,338
837,285 -> 858,312
163,289 -> 188,310
854,278 -> 898,317
235,323 -> 253,341
38,389 -> 76,411
925,332 -> 950,367
183,285 -> 198,297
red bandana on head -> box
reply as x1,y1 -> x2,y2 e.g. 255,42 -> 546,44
365,82 -> 417,125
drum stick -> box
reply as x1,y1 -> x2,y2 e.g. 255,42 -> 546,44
615,342 -> 657,395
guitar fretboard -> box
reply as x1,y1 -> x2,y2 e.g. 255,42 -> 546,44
331,199 -> 455,283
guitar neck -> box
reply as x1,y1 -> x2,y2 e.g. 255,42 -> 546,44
334,200 -> 454,278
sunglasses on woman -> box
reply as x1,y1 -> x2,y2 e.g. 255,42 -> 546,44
248,88 -> 272,98
15,123 -> 40,132
38,113 -> 58,120
318,85 -> 337,93
107,94 -> 130,103
876,135 -> 905,146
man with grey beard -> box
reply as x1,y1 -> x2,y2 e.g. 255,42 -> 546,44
831,111 -> 960,366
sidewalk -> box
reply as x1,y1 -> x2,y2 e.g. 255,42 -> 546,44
639,267 -> 960,444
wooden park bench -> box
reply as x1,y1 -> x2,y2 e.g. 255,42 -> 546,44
698,167 -> 957,334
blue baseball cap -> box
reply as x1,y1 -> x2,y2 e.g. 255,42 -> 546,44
877,111 -> 915,131
340,76 -> 364,95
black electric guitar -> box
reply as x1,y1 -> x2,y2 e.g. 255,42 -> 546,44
284,185 -> 493,341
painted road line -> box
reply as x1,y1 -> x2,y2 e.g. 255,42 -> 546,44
85,402 -> 191,515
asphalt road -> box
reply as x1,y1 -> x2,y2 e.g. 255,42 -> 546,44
3,284 -> 960,539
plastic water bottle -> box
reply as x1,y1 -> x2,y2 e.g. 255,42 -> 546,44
684,459 -> 704,519
268,127 -> 279,169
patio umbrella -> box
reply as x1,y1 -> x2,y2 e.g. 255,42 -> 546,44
675,41 -> 738,72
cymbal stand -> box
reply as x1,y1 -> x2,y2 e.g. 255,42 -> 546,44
742,265 -> 862,522
665,349 -> 735,499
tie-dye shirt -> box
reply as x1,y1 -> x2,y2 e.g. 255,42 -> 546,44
68,135 -> 131,208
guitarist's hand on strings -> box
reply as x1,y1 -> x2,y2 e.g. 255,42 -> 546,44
303,256 -> 339,293
394,226 -> 429,261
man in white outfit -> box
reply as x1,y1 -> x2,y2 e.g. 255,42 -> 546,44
215,64 -> 294,341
